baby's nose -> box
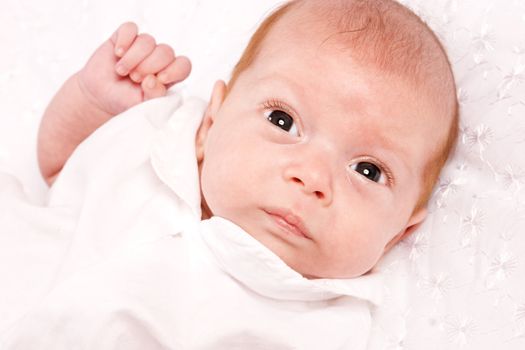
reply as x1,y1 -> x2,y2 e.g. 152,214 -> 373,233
283,154 -> 333,206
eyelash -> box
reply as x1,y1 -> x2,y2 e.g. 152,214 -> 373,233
261,98 -> 395,187
262,99 -> 295,117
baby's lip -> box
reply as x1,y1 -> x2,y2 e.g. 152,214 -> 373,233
263,207 -> 313,240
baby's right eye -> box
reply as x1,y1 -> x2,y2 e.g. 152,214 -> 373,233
265,110 -> 298,136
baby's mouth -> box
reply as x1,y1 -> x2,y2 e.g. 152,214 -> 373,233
263,208 -> 312,240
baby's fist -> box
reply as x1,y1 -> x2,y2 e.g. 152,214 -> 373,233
111,22 -> 192,100
79,22 -> 191,116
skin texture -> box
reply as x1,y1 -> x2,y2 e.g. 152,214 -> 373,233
195,6 -> 451,279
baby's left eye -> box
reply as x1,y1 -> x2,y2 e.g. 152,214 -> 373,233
350,162 -> 385,184
266,110 -> 299,136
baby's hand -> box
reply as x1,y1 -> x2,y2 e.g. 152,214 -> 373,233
78,22 -> 191,116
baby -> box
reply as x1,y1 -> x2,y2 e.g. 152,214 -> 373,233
2,0 -> 458,348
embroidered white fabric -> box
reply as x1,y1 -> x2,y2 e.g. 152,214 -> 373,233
0,0 -> 523,349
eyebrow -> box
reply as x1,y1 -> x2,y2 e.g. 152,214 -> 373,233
367,127 -> 414,177
257,74 -> 305,99
373,130 -> 406,157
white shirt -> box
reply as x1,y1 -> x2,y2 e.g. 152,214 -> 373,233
0,94 -> 383,349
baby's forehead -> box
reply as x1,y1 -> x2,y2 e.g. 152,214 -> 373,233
278,1 -> 453,118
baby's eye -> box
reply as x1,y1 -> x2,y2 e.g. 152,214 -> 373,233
350,161 -> 385,184
266,110 -> 298,136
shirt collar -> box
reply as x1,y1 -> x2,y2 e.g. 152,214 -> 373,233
150,95 -> 206,219
198,217 -> 383,304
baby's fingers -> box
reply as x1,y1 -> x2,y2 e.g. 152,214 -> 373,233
115,34 -> 156,76
111,22 -> 139,58
142,75 -> 167,100
129,44 -> 175,83
157,56 -> 192,85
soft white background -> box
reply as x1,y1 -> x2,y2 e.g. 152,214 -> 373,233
1,0 -> 524,349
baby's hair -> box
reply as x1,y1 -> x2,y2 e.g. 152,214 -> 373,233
228,0 -> 458,211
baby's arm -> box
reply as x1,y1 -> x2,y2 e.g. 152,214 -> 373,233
37,22 -> 191,185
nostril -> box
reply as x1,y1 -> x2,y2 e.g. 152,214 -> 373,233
292,177 -> 302,184
314,191 -> 324,200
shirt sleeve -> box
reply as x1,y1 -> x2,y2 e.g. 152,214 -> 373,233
47,94 -> 183,212
42,94 -> 186,279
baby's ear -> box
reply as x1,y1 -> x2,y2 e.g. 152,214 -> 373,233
196,80 -> 226,162
205,80 -> 227,121
383,207 -> 427,253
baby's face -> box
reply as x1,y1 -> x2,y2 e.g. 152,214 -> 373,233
197,14 -> 445,279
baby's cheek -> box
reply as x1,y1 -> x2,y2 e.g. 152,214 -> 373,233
199,161 -> 224,214
333,240 -> 385,278
200,156 -> 243,216
328,217 -> 388,271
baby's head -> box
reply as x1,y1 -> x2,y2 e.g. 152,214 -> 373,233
195,0 -> 458,279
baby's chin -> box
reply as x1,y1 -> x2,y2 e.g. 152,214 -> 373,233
288,258 -> 375,280
296,267 -> 357,280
